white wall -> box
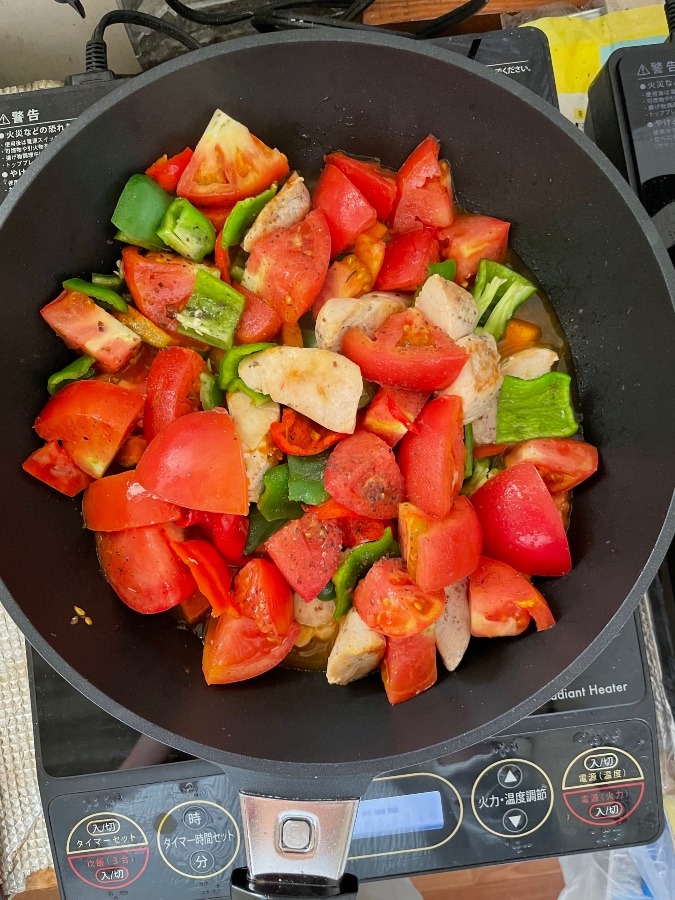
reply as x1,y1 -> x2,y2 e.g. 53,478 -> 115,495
0,0 -> 140,87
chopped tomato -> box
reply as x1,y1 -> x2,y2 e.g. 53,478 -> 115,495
363,386 -> 428,447
187,511 -> 249,564
471,462 -> 571,576
144,346 -> 205,442
214,230 -> 231,282
95,522 -> 196,614
196,205 -> 235,233
552,491 -> 571,530
177,591 -> 212,627
97,344 -> 157,397
41,290 -> 141,373
469,556 -> 555,636
399,395 -> 465,519
82,471 -> 183,531
313,163 -> 377,256
171,538 -> 235,617
498,318 -> 542,358
116,435 -> 147,467
314,497 -> 361,520
34,380 -> 143,478
399,497 -> 482,592
242,209 -> 331,323
145,147 -> 193,193
325,152 -> 397,221
342,308 -> 468,392
473,443 -> 508,459
270,409 -> 345,457
22,441 -> 93,497
354,558 -> 445,637
235,286 -> 282,344
202,613 -> 299,684
324,432 -> 404,519
375,230 -> 439,292
504,438 -> 599,493
354,225 -> 387,285
265,510 -> 342,601
122,247 -> 201,334
391,136 -> 453,233
311,256 -> 371,317
381,627 -> 437,705
177,110 -> 289,206
340,517 -> 387,548
234,558 -> 294,636
135,408 -> 248,515
438,215 -> 510,286
281,321 -> 303,347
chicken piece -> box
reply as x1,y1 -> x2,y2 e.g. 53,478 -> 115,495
472,397 -> 498,445
415,274 -> 479,340
238,346 -> 363,434
500,347 -> 559,380
435,579 -> 471,672
293,594 -> 336,627
440,333 -> 502,423
241,172 -> 311,252
226,391 -> 281,502
326,607 -> 386,685
315,293 -> 407,352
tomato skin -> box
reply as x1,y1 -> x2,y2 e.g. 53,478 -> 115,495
202,613 -> 299,685
313,164 -> 377,256
214,231 -> 231,283
189,511 -> 249,564
325,152 -> 397,221
198,205 -> 235,232
438,215 -> 510,286
381,627 -> 437,705
34,380 -> 144,479
398,395 -> 465,519
135,409 -> 248,515
375,230 -> 439,292
469,556 -> 554,636
170,538 -> 235,617
353,558 -> 445,638
265,510 -> 342,601
471,462 -> 572,577
342,308 -> 468,393
234,286 -> 282,344
97,344 -> 157,398
311,257 -> 370,317
504,438 -> 599,493
363,386 -> 428,447
340,517 -> 387,548
145,147 -> 193,193
234,558 -> 294,637
270,409 -> 345,457
22,441 -> 93,497
144,346 -> 206,442
399,497 -> 482,592
122,247 -> 203,334
391,136 -> 453,233
82,471 -> 183,531
95,522 -> 196,614
324,432 -> 404,519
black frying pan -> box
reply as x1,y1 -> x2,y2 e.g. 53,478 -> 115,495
0,31 -> 674,897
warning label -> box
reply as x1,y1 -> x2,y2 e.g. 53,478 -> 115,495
0,113 -> 73,194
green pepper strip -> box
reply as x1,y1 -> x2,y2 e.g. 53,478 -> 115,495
244,506 -> 287,554
427,259 -> 456,281
358,380 -> 378,409
111,174 -> 172,251
91,272 -> 124,291
496,373 -> 578,444
317,581 -> 337,602
472,260 -> 537,337
229,248 -> 249,284
287,451 -> 331,505
219,343 -> 274,390
176,270 -> 245,351
257,464 -> 305,522
464,423 -> 474,479
47,355 -> 95,396
332,527 -> 399,620
157,198 -> 216,262
221,183 -> 278,248
199,372 -> 223,411
227,378 -> 271,407
62,278 -> 128,313
301,328 -> 318,349
461,457 -> 490,496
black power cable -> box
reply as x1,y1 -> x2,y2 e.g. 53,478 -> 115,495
666,0 -> 675,39
163,0 -> 353,27
85,9 -> 201,73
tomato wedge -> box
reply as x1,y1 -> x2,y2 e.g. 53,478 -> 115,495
469,556 -> 555,636
185,511 -> 249,564
381,627 -> 437,705
324,432 -> 404,519
146,147 -> 193,193
354,558 -> 445,638
122,247 -> 203,334
22,441 -> 93,497
504,438 -> 599,493
270,409 -> 345,456
342,308 -> 468,392
375,230 -> 439,292
34,380 -> 143,479
265,510 -> 342,601
144,346 -> 206,442
135,409 -> 248,515
391,135 -> 453,233
325,152 -> 397,221
363,386 -> 428,447
438,215 -> 510,286
340,517 -> 387,548
202,613 -> 299,685
82,471 -> 183,531
171,539 -> 235,617
311,257 -> 371,317
234,558 -> 294,637
234,286 -> 282,344
95,523 -> 196,614
313,163 -> 377,256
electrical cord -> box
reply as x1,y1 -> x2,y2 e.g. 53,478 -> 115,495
85,9 -> 201,73
665,0 -> 675,39
163,0 -> 352,27
412,0 -> 490,39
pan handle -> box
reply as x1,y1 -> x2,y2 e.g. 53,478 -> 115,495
231,793 -> 359,898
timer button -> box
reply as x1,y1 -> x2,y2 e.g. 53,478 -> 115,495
280,816 -> 314,853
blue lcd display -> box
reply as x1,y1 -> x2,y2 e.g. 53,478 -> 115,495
352,790 -> 444,840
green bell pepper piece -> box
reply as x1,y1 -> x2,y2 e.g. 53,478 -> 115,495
227,378 -> 271,407
317,581 -> 337,601
464,423 -> 474,479
332,527 -> 399,620
496,373 -> 578,444
47,355 -> 95,396
91,272 -> 124,291
301,328 -> 318,349
427,259 -> 456,281
176,270 -> 245,350
358,380 -> 378,409
472,260 -> 537,339
62,278 -> 128,313
287,451 -> 331,505
461,457 -> 490,496
157,198 -> 216,262
221,183 -> 278,248
257,464 -> 305,522
219,343 -> 274,390
199,372 -> 223,411
244,506 -> 287,554
229,249 -> 249,283
111,174 -> 172,251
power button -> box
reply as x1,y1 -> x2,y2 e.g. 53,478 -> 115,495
279,816 -> 315,853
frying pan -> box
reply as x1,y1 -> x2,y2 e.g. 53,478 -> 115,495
0,31 -> 674,898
